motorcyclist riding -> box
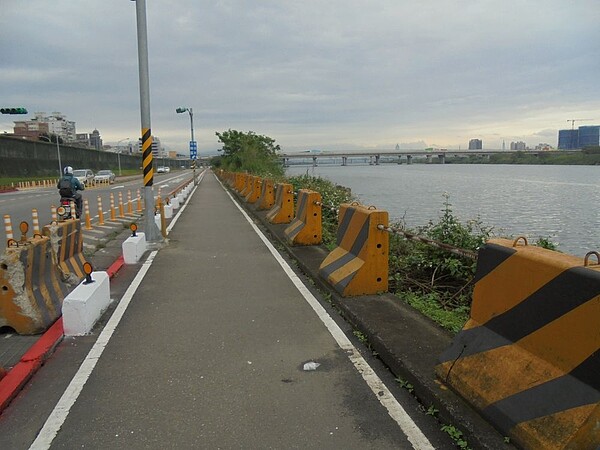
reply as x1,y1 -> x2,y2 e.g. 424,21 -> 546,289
57,166 -> 85,218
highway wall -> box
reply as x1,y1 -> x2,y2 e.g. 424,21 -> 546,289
0,136 -> 181,177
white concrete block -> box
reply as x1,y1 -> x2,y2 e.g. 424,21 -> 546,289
163,203 -> 173,219
122,232 -> 147,264
155,214 -> 161,229
177,193 -> 185,205
171,196 -> 180,209
63,271 -> 110,336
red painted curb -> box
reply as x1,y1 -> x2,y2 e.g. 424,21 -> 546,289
0,318 -> 64,412
0,254 -> 125,413
106,255 -> 124,278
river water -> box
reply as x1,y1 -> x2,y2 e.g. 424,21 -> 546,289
286,163 -> 599,258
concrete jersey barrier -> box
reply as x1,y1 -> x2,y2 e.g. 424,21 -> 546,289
266,183 -> 294,224
436,238 -> 600,450
0,236 -> 69,334
284,189 -> 322,246
318,203 -> 388,297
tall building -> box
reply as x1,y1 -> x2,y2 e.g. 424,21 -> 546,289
510,141 -> 527,150
468,139 -> 482,150
558,125 -> 599,149
578,126 -> 600,148
89,129 -> 102,150
137,135 -> 165,158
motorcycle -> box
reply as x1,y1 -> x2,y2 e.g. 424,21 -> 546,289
56,197 -> 78,221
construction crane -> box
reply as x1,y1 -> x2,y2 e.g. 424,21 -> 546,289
567,119 -> 594,130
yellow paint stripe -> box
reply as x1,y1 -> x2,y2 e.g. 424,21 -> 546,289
470,247 -> 576,326
322,247 -> 348,267
328,257 -> 364,284
516,296 -> 600,373
511,403 -> 598,450
339,209 -> 368,251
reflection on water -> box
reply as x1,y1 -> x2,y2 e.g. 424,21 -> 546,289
286,164 -> 600,257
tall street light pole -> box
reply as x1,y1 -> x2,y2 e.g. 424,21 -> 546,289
131,0 -> 162,242
41,134 -> 62,175
116,138 -> 129,176
176,107 -> 197,184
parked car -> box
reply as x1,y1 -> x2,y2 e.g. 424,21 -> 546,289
94,170 -> 116,184
156,166 -> 170,173
73,169 -> 94,186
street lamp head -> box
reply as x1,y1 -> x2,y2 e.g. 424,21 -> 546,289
176,107 -> 188,114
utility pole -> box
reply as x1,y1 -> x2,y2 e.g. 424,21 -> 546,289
131,0 -> 162,242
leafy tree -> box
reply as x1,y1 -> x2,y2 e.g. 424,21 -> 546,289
215,129 -> 284,177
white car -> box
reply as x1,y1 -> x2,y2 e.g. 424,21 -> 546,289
73,169 -> 94,186
156,166 -> 170,173
94,170 -> 116,184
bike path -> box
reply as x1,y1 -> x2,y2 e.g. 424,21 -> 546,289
28,172 -> 442,449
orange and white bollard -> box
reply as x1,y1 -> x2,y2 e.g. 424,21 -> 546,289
118,192 -> 125,218
51,205 -> 58,224
110,193 -> 116,221
4,214 -> 14,244
84,199 -> 92,230
127,190 -> 133,215
31,209 -> 40,235
70,200 -> 76,219
137,188 -> 142,212
97,196 -> 105,225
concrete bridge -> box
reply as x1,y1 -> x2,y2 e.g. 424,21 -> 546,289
281,149 -> 575,166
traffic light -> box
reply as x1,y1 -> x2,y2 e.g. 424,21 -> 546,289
0,107 -> 28,114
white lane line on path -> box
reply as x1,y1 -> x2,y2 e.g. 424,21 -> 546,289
28,251 -> 157,450
29,180 -> 200,449
219,175 -> 435,450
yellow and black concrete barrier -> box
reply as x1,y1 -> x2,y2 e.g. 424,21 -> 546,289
245,176 -> 262,204
318,203 -> 388,297
43,219 -> 89,285
240,175 -> 254,198
266,183 -> 294,224
256,178 -> 275,211
435,238 -> 600,450
235,173 -> 247,193
284,190 -> 322,246
0,224 -> 70,335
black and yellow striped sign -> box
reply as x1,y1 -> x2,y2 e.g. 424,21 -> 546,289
284,190 -> 322,246
318,203 -> 388,297
436,238 -> 600,450
141,128 -> 153,186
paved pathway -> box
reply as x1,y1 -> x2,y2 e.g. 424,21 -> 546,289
3,172 -> 447,449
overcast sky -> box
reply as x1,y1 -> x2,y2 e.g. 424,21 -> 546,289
1,0 -> 599,154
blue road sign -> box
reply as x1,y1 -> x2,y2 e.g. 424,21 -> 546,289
190,141 -> 197,160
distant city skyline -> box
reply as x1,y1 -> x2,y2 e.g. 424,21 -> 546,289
1,1 -> 598,155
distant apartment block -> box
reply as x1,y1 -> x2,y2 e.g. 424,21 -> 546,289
534,143 -> 553,151
13,111 -> 76,142
468,138 -> 482,150
510,141 -> 527,151
558,125 -> 599,149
